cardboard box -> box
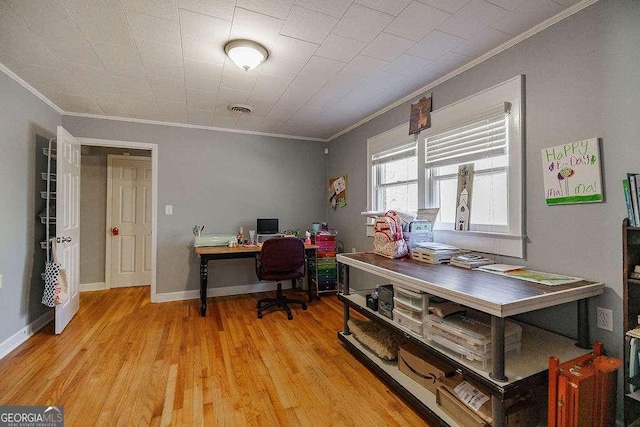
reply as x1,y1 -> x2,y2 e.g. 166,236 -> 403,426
437,385 -> 489,427
398,343 -> 455,394
437,374 -> 540,427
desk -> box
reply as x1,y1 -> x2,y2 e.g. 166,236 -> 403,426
195,244 -> 317,316
337,252 -> 604,426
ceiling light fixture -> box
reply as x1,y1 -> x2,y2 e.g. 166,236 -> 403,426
224,39 -> 269,71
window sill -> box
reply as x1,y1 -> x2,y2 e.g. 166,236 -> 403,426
433,229 -> 525,259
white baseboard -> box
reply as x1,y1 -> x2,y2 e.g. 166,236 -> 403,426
0,311 -> 54,360
80,282 -> 106,292
154,281 -> 293,303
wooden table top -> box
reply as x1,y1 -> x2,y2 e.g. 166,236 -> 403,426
195,243 -> 317,256
337,252 -> 604,317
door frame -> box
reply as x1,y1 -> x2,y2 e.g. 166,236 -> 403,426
105,154 -> 153,290
79,138 -> 159,303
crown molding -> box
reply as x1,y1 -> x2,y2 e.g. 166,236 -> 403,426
327,0 -> 600,142
62,111 -> 328,142
0,63 -> 63,114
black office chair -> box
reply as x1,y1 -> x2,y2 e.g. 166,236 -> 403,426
256,237 -> 308,320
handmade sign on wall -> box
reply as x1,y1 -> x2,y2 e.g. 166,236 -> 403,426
409,96 -> 431,135
456,164 -> 474,230
329,175 -> 347,210
541,138 -> 603,205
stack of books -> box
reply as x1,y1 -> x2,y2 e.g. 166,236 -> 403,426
624,173 -> 640,226
411,242 -> 459,264
450,253 -> 495,269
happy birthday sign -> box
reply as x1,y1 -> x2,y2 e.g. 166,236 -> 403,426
541,138 -> 603,205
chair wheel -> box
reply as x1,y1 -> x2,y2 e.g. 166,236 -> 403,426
257,312 -> 263,319
287,313 -> 293,320
302,304 -> 307,310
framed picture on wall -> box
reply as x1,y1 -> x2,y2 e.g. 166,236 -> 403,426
329,175 -> 347,210
409,96 -> 432,135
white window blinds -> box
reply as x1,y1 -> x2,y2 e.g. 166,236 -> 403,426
372,143 -> 416,166
426,102 -> 510,168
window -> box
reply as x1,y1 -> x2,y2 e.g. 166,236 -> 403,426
367,124 -> 418,214
426,105 -> 510,233
424,76 -> 524,257
372,144 -> 418,213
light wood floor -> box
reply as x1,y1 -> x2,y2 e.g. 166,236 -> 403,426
0,287 -> 427,426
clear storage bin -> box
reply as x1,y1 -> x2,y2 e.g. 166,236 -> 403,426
425,331 -> 521,370
392,297 -> 423,321
394,286 -> 428,310
424,313 -> 522,356
393,309 -> 423,335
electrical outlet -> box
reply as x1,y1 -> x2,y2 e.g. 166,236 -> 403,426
596,307 -> 613,331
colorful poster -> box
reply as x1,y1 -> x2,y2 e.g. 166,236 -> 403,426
541,138 -> 603,205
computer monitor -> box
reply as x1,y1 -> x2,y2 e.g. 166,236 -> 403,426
257,218 -> 279,235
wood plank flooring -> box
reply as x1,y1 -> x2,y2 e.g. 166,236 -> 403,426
0,287 -> 428,426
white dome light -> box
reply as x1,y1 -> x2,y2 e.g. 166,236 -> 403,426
224,40 -> 269,71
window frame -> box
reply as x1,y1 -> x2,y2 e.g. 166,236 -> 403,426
366,76 -> 524,258
423,75 -> 524,258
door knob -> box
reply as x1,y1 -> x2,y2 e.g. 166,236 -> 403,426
112,227 -> 119,236
56,237 -> 72,243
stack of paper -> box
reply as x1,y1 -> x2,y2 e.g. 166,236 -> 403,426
411,242 -> 459,264
450,253 -> 495,269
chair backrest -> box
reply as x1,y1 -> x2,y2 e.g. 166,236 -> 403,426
259,237 -> 305,275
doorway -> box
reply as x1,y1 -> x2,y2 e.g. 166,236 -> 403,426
106,155 -> 152,288
78,138 -> 158,302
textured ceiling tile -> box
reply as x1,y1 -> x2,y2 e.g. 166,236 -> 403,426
64,63 -> 121,94
158,101 -> 188,122
182,38 -> 227,64
125,10 -> 181,46
64,0 -> 135,47
230,8 -> 284,49
179,0 -> 236,21
220,73 -> 257,91
270,35 -> 319,64
280,6 -> 338,44
353,0 -> 411,16
260,60 -> 306,79
187,108 -> 214,126
92,42 -> 147,79
135,38 -> 183,65
49,92 -> 104,114
484,0 -> 527,11
185,75 -> 220,92
217,87 -> 252,103
237,0 -> 295,19
385,1 -> 451,41
291,56 -> 346,90
341,55 -> 388,76
406,30 -> 466,60
381,54 -> 432,76
96,102 -> 135,117
417,0 -> 470,14
315,34 -> 366,62
453,27 -> 511,57
437,0 -> 508,40
120,0 -> 179,21
126,100 -> 161,120
332,4 -> 393,43
143,60 -> 185,80
184,58 -> 224,80
360,32 -> 414,61
491,0 -> 565,35
294,0 -> 353,18
212,115 -> 239,128
186,88 -> 218,110
180,9 -> 232,43
0,4 -> 58,67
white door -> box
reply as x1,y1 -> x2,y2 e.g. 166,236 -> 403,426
55,126 -> 81,334
107,156 -> 152,288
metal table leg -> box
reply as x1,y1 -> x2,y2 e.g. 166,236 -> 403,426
200,257 -> 208,316
490,315 -> 507,382
492,395 -> 506,427
576,298 -> 590,349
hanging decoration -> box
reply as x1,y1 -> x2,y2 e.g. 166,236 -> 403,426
409,96 -> 432,135
329,175 -> 347,210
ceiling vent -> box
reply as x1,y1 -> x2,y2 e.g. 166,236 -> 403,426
227,104 -> 252,114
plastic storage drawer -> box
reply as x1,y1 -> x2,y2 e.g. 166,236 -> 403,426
394,287 -> 428,311
393,309 -> 423,335
392,297 -> 423,321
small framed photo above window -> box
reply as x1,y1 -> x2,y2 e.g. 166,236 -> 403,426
409,96 -> 432,135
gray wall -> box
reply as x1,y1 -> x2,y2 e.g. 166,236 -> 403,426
62,116 -> 328,294
80,147 -> 151,284
0,72 -> 61,345
328,0 -> 640,417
